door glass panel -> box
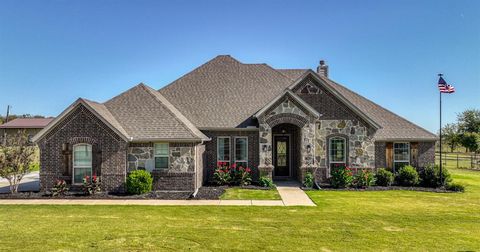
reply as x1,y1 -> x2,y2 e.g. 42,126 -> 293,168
277,141 -> 287,167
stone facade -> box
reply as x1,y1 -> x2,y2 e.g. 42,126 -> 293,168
127,143 -> 195,173
127,142 -> 197,191
257,93 -> 318,181
37,104 -> 128,193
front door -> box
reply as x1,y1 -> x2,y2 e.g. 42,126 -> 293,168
273,135 -> 290,177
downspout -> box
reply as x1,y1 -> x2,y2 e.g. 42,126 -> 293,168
190,139 -> 207,198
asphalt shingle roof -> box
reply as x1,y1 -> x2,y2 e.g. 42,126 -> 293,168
159,55 -> 436,140
103,83 -> 208,141
0,118 -> 54,129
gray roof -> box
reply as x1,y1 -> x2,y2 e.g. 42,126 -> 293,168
159,55 -> 436,140
159,55 -> 293,128
104,84 -> 208,141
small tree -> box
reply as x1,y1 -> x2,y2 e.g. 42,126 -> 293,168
441,123 -> 461,152
0,131 -> 35,193
460,132 -> 480,153
457,109 -> 480,134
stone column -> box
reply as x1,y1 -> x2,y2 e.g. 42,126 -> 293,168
258,122 -> 274,179
299,121 -> 318,183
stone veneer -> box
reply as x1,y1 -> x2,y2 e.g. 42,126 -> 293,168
127,142 -> 197,191
127,143 -> 195,173
258,94 -> 318,181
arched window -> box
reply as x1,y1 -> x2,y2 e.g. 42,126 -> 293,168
73,143 -> 92,184
329,136 -> 347,169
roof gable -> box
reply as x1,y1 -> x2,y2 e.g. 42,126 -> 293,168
254,89 -> 320,119
32,99 -> 130,143
105,83 -> 208,141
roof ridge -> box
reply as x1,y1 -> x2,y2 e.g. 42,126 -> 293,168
81,98 -> 131,139
159,55 -> 241,92
141,84 -> 208,140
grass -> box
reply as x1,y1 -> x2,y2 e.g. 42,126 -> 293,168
0,169 -> 479,251
220,188 -> 281,200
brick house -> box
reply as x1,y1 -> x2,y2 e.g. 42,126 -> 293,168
1,118 -> 54,145
33,55 -> 437,192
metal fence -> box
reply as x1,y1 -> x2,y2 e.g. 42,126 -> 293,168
435,152 -> 480,169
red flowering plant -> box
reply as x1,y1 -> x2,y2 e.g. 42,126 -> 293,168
231,164 -> 252,186
52,179 -> 69,196
213,162 -> 232,185
330,164 -> 353,188
351,169 -> 376,188
82,173 -> 101,195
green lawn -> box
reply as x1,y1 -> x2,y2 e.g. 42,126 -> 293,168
220,188 -> 281,200
0,169 -> 479,251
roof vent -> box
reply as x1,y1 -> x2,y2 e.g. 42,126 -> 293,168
316,60 -> 329,78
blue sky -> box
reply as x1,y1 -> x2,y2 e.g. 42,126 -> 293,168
0,0 -> 478,133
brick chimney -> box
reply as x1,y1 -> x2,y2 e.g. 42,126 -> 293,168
316,60 -> 329,78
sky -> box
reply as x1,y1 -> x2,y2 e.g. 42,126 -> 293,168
0,0 -> 479,133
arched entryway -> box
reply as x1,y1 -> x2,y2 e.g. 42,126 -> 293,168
271,123 -> 301,179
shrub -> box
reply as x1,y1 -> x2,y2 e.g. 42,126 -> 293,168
83,174 -> 101,195
231,164 -> 252,186
126,170 -> 153,195
446,182 -> 465,192
395,165 -> 419,186
303,172 -> 315,188
375,168 -> 394,186
352,169 -> 376,188
419,164 -> 451,188
258,176 -> 274,188
213,162 -> 252,186
330,165 -> 353,188
52,179 -> 68,196
213,162 -> 232,185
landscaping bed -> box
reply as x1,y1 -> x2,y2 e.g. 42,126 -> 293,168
307,185 -> 458,193
0,185 -> 272,200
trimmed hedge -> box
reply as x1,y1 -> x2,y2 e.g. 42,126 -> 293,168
375,168 -> 394,186
126,170 -> 153,195
395,165 -> 419,186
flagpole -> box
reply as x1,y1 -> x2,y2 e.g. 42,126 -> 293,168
438,73 -> 443,186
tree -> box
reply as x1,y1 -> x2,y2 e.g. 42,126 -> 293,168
457,109 -> 480,133
459,132 -> 480,153
0,131 -> 35,193
441,123 -> 461,152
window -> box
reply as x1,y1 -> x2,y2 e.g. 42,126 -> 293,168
329,137 -> 346,169
217,137 -> 230,166
73,144 -> 92,184
234,137 -> 248,168
393,142 -> 410,172
154,143 -> 169,169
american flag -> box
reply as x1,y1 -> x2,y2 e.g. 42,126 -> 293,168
438,76 -> 455,93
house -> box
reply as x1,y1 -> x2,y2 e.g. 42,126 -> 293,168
32,56 -> 437,192
1,118 -> 54,145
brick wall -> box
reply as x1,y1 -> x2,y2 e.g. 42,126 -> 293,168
151,170 -> 195,191
418,141 -> 435,168
375,142 -> 387,168
203,130 -> 259,182
37,104 -> 128,193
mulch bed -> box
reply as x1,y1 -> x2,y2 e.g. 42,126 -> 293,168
0,185 -> 270,200
303,185 -> 458,193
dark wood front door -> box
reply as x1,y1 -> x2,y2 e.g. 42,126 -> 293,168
273,135 -> 290,177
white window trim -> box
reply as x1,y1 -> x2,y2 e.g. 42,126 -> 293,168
393,142 -> 410,164
329,136 -> 347,165
154,142 -> 169,170
234,136 -> 248,167
217,137 -> 231,165
72,143 -> 92,185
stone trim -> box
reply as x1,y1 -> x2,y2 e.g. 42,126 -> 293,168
265,113 -> 309,128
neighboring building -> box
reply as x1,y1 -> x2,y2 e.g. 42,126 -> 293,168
1,118 -> 54,145
33,55 -> 437,193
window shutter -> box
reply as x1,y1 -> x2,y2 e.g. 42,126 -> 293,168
386,142 -> 393,170
62,143 -> 72,176
411,142 -> 418,167
93,145 -> 102,176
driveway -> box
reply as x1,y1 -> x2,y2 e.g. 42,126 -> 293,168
0,171 -> 39,193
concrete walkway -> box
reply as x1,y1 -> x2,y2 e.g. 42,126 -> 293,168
0,178 -> 316,207
275,180 -> 316,206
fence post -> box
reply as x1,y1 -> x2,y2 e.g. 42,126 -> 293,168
457,154 -> 459,169
472,155 -> 474,169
